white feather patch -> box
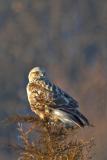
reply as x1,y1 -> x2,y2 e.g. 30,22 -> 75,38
53,109 -> 81,127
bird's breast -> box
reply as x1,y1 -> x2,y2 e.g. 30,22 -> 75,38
26,82 -> 54,107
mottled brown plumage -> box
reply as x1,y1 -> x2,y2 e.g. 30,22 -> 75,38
26,67 -> 90,127
27,67 -> 55,120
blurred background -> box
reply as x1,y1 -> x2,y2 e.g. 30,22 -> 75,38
0,0 -> 106,159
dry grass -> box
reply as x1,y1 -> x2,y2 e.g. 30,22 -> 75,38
6,115 -> 94,160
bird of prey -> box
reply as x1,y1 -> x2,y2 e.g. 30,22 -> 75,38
26,67 -> 90,128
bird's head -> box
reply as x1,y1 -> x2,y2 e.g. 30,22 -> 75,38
28,67 -> 46,82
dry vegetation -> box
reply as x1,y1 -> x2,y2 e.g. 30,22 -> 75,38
7,115 -> 94,160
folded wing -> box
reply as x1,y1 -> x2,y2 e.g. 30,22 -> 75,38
51,84 -> 89,127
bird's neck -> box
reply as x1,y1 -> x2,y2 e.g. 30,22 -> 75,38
29,76 -> 46,83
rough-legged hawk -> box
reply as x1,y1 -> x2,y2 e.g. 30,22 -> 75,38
26,67 -> 90,128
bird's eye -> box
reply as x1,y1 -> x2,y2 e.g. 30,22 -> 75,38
36,71 -> 39,75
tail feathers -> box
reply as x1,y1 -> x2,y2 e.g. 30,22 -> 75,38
71,109 -> 90,127
53,108 -> 90,128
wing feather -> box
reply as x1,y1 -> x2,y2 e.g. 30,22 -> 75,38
44,78 -> 89,127
52,84 -> 79,108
